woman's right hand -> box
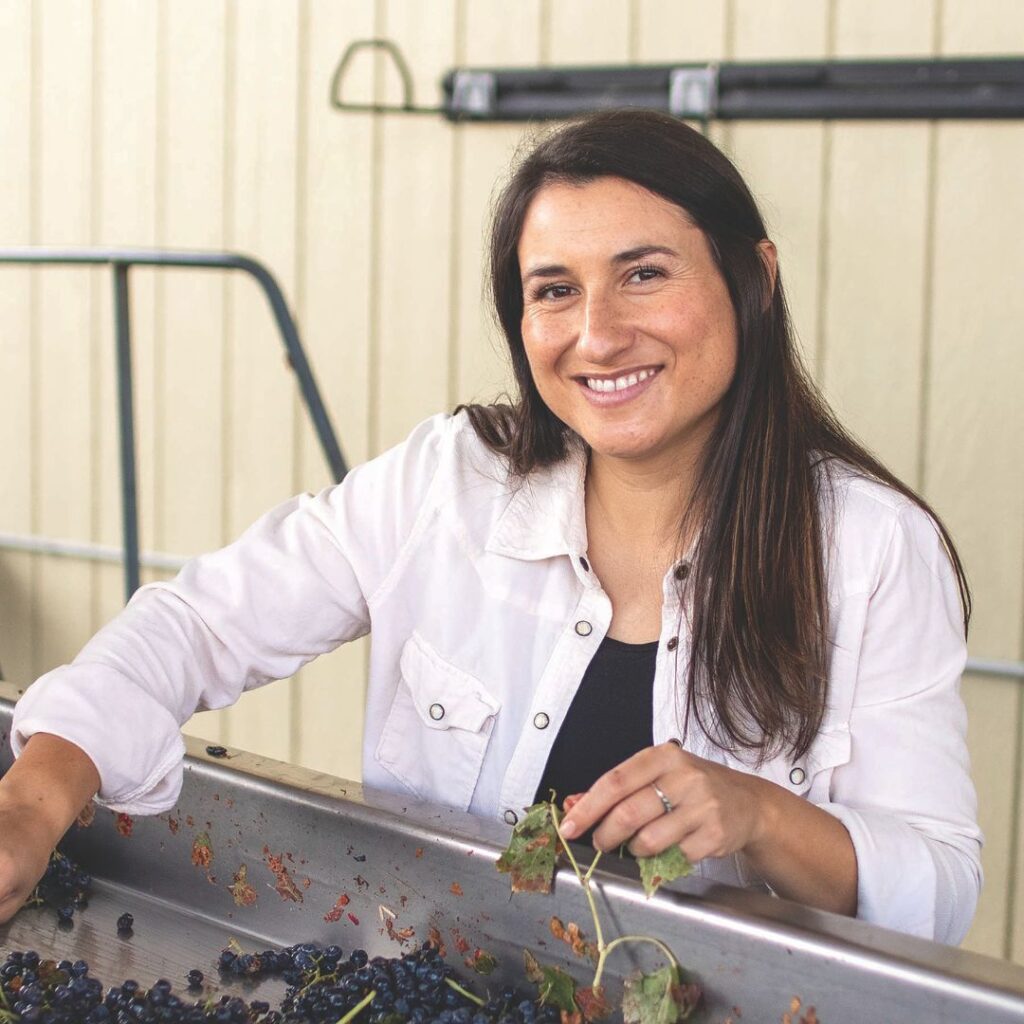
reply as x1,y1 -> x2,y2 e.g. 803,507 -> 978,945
0,800 -> 59,924
0,733 -> 101,925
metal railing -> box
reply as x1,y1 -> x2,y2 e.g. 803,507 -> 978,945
0,247 -> 348,603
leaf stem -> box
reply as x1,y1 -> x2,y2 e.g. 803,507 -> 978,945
592,935 -> 680,991
550,803 -> 605,956
335,989 -> 375,1024
445,977 -> 485,1007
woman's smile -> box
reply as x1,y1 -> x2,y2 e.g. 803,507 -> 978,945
576,365 -> 663,405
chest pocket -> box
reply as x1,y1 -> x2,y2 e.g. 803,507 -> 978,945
374,632 -> 501,812
755,727 -> 852,802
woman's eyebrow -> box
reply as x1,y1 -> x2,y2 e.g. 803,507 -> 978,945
522,245 -> 679,284
521,262 -> 567,283
612,244 -> 679,263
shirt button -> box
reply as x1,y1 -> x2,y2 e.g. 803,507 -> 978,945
533,712 -> 550,730
574,620 -> 593,636
503,809 -> 518,825
428,703 -> 445,721
674,562 -> 690,581
666,636 -> 679,651
579,556 -> 590,572
789,766 -> 806,786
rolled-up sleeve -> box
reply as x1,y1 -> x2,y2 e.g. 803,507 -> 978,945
11,414 -> 451,814
819,500 -> 982,944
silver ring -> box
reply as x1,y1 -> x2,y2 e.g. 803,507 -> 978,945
651,783 -> 673,815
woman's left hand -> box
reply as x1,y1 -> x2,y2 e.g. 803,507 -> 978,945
558,741 -> 771,862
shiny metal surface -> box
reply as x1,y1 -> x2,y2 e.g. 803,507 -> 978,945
2,683 -> 1024,1022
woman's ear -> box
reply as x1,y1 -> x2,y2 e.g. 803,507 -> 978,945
757,239 -> 778,309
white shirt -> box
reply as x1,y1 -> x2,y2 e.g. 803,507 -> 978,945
12,412 -> 982,943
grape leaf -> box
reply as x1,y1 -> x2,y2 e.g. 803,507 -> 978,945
496,801 -> 560,893
622,967 -> 700,1024
637,846 -> 693,897
537,964 -> 577,1013
575,985 -> 613,1022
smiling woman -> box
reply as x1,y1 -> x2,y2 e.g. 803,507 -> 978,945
0,110 -> 981,947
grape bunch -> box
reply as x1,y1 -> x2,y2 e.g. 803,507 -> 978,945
23,851 -> 92,927
0,943 -> 564,1024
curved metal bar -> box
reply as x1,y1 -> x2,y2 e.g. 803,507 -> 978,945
0,247 -> 348,601
329,38 -> 442,115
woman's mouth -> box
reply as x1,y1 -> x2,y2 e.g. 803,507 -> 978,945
576,366 -> 661,404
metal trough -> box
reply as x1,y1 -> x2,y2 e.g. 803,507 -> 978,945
2,681 -> 1023,1022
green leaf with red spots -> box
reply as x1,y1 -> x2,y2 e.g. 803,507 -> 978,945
637,846 -> 693,898
622,966 -> 701,1024
496,801 -> 560,893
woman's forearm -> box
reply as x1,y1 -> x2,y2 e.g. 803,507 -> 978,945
744,776 -> 858,916
0,732 -> 100,841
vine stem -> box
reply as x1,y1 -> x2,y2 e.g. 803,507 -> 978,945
550,803 -> 605,955
592,935 -> 680,991
335,989 -> 375,1024
445,977 -> 485,1007
550,801 -> 680,996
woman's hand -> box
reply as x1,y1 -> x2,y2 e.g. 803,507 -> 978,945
558,742 -> 769,861
0,733 -> 100,925
559,741 -> 858,916
0,799 -> 60,925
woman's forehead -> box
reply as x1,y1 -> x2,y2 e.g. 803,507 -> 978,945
518,177 -> 702,262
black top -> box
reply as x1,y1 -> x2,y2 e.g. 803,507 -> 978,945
534,636 -> 658,824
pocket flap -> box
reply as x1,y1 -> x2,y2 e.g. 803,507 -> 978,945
399,633 -> 501,733
757,727 -> 852,796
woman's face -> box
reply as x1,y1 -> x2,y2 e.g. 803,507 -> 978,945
518,176 -> 741,473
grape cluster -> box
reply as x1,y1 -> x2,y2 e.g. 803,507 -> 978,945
24,851 -> 92,927
0,944 -> 563,1024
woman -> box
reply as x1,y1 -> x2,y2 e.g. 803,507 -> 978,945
0,111 -> 980,943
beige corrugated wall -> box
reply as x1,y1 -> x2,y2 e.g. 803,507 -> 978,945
1,0 -> 1022,959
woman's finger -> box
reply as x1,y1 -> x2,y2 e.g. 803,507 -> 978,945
590,781 -> 680,852
560,743 -> 686,839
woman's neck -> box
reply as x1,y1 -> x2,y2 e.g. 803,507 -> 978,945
585,451 -> 697,554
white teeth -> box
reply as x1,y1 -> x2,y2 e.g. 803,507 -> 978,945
585,368 -> 655,393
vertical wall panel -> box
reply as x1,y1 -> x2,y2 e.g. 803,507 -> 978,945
159,0 -> 231,747
925,124 -> 1024,959
373,1 -> 458,451
288,0 -> 378,783
931,4 -> 1024,962
724,0 -> 832,376
0,2 -> 34,687
545,0 -> 631,62
220,1 -> 302,762
93,0 -> 159,628
631,0 -> 729,61
451,1 -> 542,407
820,2 -> 935,486
34,2 -> 95,674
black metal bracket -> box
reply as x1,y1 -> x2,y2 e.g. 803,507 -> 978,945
0,248 -> 348,604
330,41 -> 1024,121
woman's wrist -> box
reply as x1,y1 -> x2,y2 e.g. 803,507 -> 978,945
0,733 -> 100,845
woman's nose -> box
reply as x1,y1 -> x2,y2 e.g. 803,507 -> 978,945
576,292 -> 629,362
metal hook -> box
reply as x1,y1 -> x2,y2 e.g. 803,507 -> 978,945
329,38 -> 443,116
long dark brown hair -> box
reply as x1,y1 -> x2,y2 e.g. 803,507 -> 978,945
461,109 -> 970,761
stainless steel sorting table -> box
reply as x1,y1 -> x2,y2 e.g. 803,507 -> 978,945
2,683 -> 1023,1023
